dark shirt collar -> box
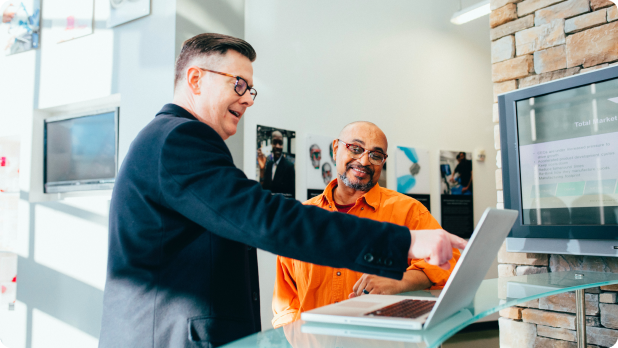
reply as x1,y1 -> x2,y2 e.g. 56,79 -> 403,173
156,103 -> 197,121
154,103 -> 226,145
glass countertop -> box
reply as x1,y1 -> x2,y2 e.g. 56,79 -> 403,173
222,271 -> 618,348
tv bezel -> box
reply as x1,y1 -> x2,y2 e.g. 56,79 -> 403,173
43,107 -> 119,193
499,65 -> 618,245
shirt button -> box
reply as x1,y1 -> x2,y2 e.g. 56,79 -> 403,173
361,207 -> 364,210
253,292 -> 258,301
364,253 -> 374,263
335,301 -> 339,303
337,272 -> 341,276
329,205 -> 332,208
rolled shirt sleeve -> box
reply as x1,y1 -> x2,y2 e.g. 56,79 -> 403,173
272,256 -> 301,328
405,209 -> 461,289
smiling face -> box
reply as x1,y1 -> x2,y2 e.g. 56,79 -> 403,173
333,122 -> 388,192
188,50 -> 255,140
271,131 -> 283,161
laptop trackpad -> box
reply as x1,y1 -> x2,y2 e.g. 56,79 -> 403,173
338,301 -> 381,309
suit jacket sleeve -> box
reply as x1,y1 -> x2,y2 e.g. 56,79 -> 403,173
159,121 -> 411,279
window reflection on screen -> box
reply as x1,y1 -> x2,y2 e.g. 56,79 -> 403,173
516,78 -> 618,225
46,112 -> 116,183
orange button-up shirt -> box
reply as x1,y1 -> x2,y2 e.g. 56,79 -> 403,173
272,180 -> 461,328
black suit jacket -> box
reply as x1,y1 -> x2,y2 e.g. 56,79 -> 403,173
262,156 -> 295,198
99,104 -> 411,348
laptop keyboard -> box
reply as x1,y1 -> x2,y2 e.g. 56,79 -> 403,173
364,299 -> 436,319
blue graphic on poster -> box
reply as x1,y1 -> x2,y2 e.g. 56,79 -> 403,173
395,146 -> 430,194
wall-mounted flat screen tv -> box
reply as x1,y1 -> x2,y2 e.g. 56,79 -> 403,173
499,66 -> 618,256
44,108 -> 119,193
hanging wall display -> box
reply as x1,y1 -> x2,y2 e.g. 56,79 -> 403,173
439,150 -> 474,238
0,253 -> 17,310
0,0 -> 40,55
306,134 -> 336,199
107,0 -> 150,28
395,146 -> 431,211
49,0 -> 93,43
257,125 -> 296,199
0,136 -> 19,253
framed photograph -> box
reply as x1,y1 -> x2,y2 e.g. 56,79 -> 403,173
0,0 -> 40,55
395,146 -> 431,211
0,253 -> 17,309
306,134 -> 336,199
440,150 -> 474,238
48,0 -> 94,43
107,0 -> 150,28
257,125 -> 296,199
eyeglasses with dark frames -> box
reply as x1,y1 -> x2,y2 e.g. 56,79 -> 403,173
338,140 -> 388,165
196,67 -> 258,100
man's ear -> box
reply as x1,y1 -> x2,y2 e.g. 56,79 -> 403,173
186,67 -> 202,95
332,139 -> 339,161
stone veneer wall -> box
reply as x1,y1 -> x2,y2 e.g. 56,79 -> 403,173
490,0 -> 618,347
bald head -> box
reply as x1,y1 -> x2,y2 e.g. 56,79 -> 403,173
333,121 -> 388,192
338,121 -> 388,153
271,130 -> 283,139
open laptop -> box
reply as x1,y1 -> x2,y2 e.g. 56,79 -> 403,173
301,207 -> 518,330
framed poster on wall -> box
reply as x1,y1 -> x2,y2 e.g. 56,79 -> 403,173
0,136 -> 19,252
395,146 -> 431,211
0,253 -> 17,310
1,0 -> 40,55
257,125 -> 296,199
440,150 -> 474,238
49,0 -> 94,43
107,0 -> 150,28
306,134 -> 336,199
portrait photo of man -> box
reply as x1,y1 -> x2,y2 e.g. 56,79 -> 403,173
321,162 -> 332,185
257,125 -> 296,199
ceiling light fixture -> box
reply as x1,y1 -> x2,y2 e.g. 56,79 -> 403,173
451,0 -> 491,25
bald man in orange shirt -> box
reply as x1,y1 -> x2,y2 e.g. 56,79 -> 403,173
272,122 -> 461,328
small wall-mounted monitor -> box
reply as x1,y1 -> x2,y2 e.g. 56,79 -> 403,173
44,108 -> 119,193
499,66 -> 618,257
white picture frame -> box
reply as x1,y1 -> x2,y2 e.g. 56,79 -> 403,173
107,0 -> 150,28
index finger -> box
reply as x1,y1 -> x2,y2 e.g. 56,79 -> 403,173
352,274 -> 365,294
448,233 -> 467,250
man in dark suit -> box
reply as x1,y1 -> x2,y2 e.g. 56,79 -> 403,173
99,33 -> 466,348
258,131 -> 295,198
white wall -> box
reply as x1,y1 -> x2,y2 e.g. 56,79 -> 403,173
245,0 -> 496,330
0,0 -> 177,346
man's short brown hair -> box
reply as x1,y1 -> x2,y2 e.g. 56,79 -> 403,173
174,33 -> 257,88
